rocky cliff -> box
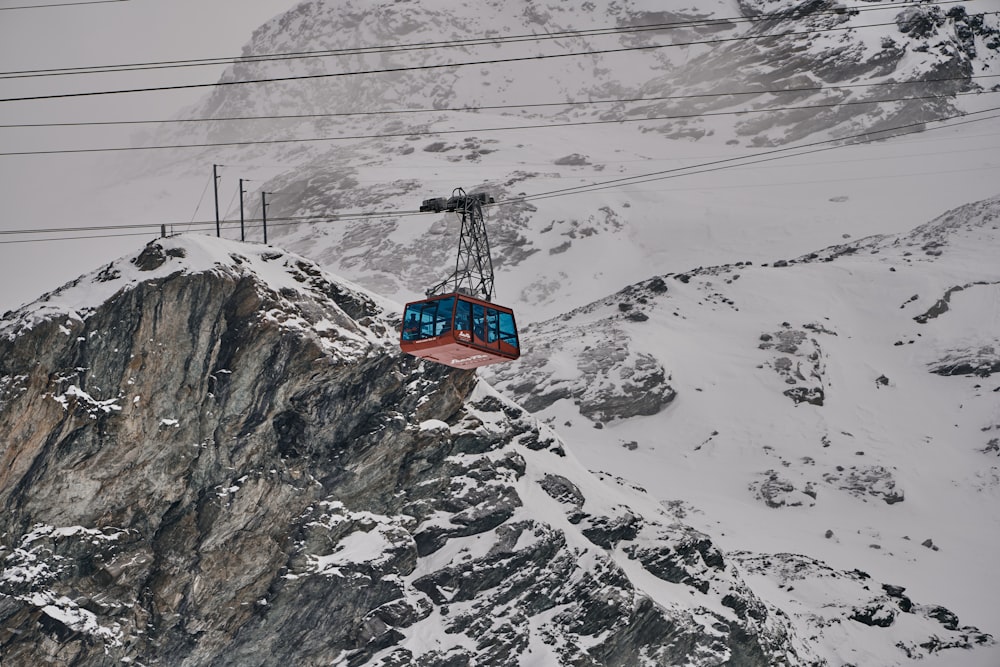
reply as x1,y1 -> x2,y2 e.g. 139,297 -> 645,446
0,235 -> 826,666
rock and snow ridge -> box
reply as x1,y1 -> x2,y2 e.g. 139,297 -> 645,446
485,193 -> 1000,665
92,0 -> 1000,328
0,234 -> 994,665
181,0 -> 999,148
0,236 -> 795,664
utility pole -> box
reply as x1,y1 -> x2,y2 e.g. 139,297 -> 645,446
239,178 -> 247,242
261,192 -> 270,245
213,164 -> 222,238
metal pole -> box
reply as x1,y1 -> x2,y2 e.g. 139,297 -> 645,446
213,164 -> 221,238
239,178 -> 246,242
261,192 -> 268,244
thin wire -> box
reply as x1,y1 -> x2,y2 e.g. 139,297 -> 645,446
0,230 -> 157,244
10,15 -> 992,104
185,173 -> 213,231
1,107 -> 997,243
0,0 -> 127,10
607,163 -> 1000,192
3,88 -> 996,157
509,107 -> 1000,204
0,209 -> 425,239
0,0 -> 966,78
2,74 -> 996,129
222,187 -> 239,222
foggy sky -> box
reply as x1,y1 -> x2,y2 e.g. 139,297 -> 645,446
0,0 -> 296,312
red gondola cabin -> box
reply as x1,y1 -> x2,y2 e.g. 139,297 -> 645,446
400,293 -> 520,369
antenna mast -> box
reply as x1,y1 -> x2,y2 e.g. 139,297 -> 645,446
421,188 -> 496,302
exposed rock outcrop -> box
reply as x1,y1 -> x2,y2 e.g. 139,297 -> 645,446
0,236 -> 807,666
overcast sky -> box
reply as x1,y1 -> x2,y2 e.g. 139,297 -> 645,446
0,0 -> 297,312
1,1 -> 998,314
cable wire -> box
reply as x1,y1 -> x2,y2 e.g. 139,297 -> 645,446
3,87 -> 997,156
0,0 -> 127,10
0,230 -> 158,245
505,106 -> 1000,204
11,14 -> 999,104
2,73 -> 996,130
1,106 -> 998,244
0,0 -> 969,79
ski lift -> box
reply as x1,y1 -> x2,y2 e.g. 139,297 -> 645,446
400,188 -> 520,369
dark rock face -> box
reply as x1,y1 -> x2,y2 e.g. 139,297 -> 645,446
821,465 -> 904,505
733,553 -> 992,656
929,345 -> 1000,378
484,278 -> 678,425
751,470 -> 818,509
910,280 -> 1000,377
759,326 -> 828,406
635,0 -> 996,147
0,237 -> 800,666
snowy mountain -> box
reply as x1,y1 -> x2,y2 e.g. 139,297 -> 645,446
1,0 -> 999,664
0,235 -> 993,665
179,0 -> 998,146
109,0 -> 999,323
483,193 -> 1000,665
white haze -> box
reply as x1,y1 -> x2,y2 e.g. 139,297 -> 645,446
1,1 -> 1000,664
1,0 -> 999,314
0,0 -> 295,313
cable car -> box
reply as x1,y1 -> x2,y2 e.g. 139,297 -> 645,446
400,293 -> 520,368
399,188 -> 521,369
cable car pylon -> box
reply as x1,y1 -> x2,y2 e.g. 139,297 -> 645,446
399,188 -> 521,369
421,188 -> 496,301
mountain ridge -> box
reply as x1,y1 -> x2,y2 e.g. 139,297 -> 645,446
1,226 -> 996,664
1,0 -> 998,663
483,193 -> 1000,663
0,236 -> 806,665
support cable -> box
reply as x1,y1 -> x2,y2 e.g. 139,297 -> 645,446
2,88 -> 998,157
0,0 -> 127,10
6,13 -> 998,104
506,106 -> 1000,204
0,106 -> 997,244
0,0 -> 970,78
2,74 -> 997,130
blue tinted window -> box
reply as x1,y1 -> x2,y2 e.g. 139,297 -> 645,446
454,299 -> 472,331
435,297 -> 455,336
486,308 -> 499,344
402,297 -> 455,341
402,304 -> 422,341
498,312 -> 518,349
472,303 -> 485,342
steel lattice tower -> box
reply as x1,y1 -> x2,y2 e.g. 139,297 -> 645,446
421,188 -> 496,302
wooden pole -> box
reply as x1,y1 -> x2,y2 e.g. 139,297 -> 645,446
213,164 -> 221,238
261,192 -> 268,244
239,178 -> 246,242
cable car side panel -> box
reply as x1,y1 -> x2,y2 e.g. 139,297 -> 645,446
400,293 -> 519,369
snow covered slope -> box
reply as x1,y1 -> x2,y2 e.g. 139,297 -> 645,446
1,234 -> 994,665
1,0 -> 998,662
3,0 -> 998,316
82,0 -> 999,321
484,193 -> 1000,666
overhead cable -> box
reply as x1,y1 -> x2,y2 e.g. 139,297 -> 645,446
1,105 -> 998,244
2,73 -> 997,129
506,105 -> 1000,204
2,88 -> 997,156
12,15 -> 1000,103
0,0 -> 126,10
0,0 -> 969,78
